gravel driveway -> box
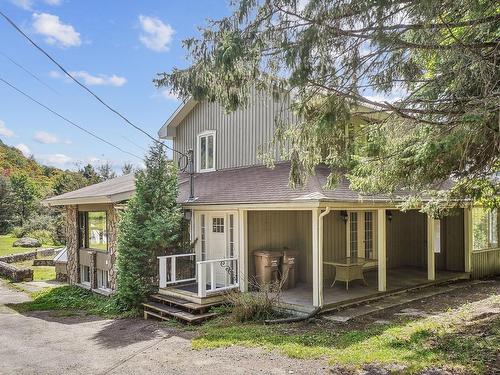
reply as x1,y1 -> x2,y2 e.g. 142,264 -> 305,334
0,279 -> 329,375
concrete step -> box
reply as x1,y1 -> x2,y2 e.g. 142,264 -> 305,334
142,301 -> 218,324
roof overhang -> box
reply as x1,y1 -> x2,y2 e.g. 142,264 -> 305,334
43,190 -> 135,207
158,97 -> 198,139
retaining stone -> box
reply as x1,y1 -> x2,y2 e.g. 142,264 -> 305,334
0,261 -> 33,282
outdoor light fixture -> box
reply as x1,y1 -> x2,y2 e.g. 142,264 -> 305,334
183,209 -> 192,221
386,210 -> 393,221
340,210 -> 348,222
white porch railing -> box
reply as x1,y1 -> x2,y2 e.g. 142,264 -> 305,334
158,254 -> 239,297
197,257 -> 239,297
158,254 -> 196,288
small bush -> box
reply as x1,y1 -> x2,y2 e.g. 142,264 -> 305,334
11,226 -> 24,238
226,279 -> 285,322
28,229 -> 54,245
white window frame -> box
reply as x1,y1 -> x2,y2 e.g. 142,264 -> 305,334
196,130 -> 216,173
345,210 -> 378,261
80,265 -> 90,285
97,269 -> 110,290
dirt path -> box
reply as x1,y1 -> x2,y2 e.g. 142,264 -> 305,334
0,279 -> 330,375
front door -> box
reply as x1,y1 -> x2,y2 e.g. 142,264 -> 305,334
208,214 -> 228,286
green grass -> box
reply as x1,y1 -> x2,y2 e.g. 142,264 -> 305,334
193,295 -> 500,374
0,234 -> 53,257
9,285 -> 137,318
13,259 -> 56,281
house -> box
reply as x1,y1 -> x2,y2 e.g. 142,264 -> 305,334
45,90 -> 500,314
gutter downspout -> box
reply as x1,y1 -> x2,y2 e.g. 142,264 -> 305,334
265,206 -> 331,325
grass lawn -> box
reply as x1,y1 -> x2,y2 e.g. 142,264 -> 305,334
0,235 -> 35,257
194,294 -> 500,374
13,259 -> 56,281
0,234 -> 54,257
9,285 -> 137,318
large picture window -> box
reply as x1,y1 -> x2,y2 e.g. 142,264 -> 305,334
472,208 -> 498,251
78,211 -> 108,251
197,131 -> 215,172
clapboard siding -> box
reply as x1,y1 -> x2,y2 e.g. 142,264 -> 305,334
247,211 -> 312,284
173,89 -> 296,170
439,209 -> 465,272
471,248 -> 500,278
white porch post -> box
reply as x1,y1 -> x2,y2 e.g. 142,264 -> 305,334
427,214 -> 436,281
238,209 -> 248,292
463,207 -> 473,273
312,208 -> 322,307
377,208 -> 387,292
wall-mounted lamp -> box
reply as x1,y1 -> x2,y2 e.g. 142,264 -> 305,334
340,210 -> 348,222
183,209 -> 192,221
386,210 -> 393,221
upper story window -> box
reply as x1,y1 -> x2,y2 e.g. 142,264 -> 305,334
197,131 -> 216,172
78,211 -> 108,251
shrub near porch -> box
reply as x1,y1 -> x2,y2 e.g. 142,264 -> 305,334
194,293 -> 500,374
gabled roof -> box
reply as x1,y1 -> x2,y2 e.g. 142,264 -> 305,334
157,97 -> 197,139
43,173 -> 136,206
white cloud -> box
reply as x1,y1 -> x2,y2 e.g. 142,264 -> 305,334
10,0 -> 33,10
49,70 -> 127,87
159,89 -> 180,101
39,153 -> 73,165
0,120 -> 15,138
32,12 -> 81,48
138,15 -> 174,52
33,130 -> 58,144
44,0 -> 62,5
15,143 -> 31,157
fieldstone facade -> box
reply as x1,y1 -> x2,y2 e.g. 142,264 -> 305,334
107,205 -> 119,290
66,205 -> 80,285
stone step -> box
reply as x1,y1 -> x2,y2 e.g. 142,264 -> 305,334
142,301 -> 218,324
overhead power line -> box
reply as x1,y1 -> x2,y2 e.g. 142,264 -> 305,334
0,50 -> 59,95
0,77 -> 142,161
0,10 -> 186,158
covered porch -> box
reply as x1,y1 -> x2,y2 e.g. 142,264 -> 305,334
158,205 -> 470,312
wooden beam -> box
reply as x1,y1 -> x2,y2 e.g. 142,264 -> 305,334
463,208 -> 473,273
238,209 -> 248,292
312,208 -> 322,307
377,209 -> 387,291
427,215 -> 436,281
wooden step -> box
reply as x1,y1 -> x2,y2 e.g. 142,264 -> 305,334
150,293 -> 224,312
142,301 -> 217,324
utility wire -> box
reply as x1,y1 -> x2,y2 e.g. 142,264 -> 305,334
0,77 -> 142,161
0,10 -> 186,158
0,50 -> 59,95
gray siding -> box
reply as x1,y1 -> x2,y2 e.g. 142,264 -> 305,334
472,248 -> 500,278
173,89 -> 296,170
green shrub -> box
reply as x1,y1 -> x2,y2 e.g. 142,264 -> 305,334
11,226 -> 25,238
27,229 -> 54,246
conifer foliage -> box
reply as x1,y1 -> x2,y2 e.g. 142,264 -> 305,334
115,143 -> 182,310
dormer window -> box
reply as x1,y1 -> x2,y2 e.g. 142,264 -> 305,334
197,130 -> 216,172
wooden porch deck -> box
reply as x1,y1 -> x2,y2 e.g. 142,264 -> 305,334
279,267 -> 470,313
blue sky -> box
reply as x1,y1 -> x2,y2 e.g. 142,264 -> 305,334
0,0 -> 231,172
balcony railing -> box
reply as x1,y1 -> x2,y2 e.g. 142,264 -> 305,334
158,254 -> 196,288
158,254 -> 239,297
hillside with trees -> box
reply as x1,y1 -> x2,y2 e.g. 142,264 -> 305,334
0,138 -> 130,245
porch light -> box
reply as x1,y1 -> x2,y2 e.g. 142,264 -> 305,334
386,210 -> 393,221
340,210 -> 348,222
183,209 -> 192,221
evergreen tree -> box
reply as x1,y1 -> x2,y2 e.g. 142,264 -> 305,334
158,0 -> 499,212
115,143 -> 182,310
121,163 -> 134,175
80,164 -> 101,184
98,162 -> 117,180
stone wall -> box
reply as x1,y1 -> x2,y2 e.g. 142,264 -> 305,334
0,248 -> 60,264
107,205 -> 119,290
66,205 -> 79,285
0,261 -> 33,282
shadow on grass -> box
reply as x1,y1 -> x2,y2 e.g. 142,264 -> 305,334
194,296 -> 500,374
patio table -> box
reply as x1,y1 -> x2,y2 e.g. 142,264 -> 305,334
323,257 -> 369,290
